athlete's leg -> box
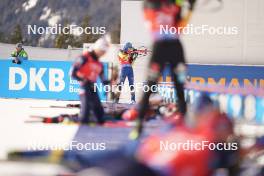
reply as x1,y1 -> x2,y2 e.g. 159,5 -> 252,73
115,66 -> 127,103
135,39 -> 176,139
91,87 -> 105,124
169,39 -> 187,115
127,66 -> 135,102
171,64 -> 187,115
132,62 -> 163,139
80,83 -> 93,124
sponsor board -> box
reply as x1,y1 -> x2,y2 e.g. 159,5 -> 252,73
0,59 -> 108,100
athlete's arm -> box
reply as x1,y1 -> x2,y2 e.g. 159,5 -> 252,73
177,0 -> 196,30
71,56 -> 85,81
177,11 -> 192,29
11,51 -> 17,57
22,50 -> 28,59
129,48 -> 139,63
99,69 -> 110,85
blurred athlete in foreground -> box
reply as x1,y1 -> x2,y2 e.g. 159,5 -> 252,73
131,0 -> 196,139
71,35 -> 111,124
136,93 -> 239,176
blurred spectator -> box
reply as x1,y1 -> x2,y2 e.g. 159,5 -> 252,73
11,43 -> 28,64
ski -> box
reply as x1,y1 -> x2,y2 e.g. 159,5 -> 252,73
30,104 -> 80,109
26,114 -> 80,124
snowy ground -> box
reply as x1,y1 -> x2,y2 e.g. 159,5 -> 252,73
1,98 -> 264,160
1,98 -> 264,175
0,98 -> 80,160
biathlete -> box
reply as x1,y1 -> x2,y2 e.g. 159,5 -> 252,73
132,0 -> 196,139
71,35 -> 111,125
115,42 -> 139,104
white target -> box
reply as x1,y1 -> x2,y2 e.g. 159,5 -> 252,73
244,95 -> 256,121
219,94 -> 228,113
230,95 -> 242,118
188,90 -> 195,104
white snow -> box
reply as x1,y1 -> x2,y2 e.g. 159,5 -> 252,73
48,14 -> 61,26
0,98 -> 263,175
0,162 -> 71,175
15,8 -> 20,14
0,98 -> 79,160
22,0 -> 38,11
39,7 -> 51,21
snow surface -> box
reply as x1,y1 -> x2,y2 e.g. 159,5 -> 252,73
1,98 -> 263,161
48,14 -> 61,26
0,98 -> 264,175
0,98 -> 79,160
0,162 -> 71,176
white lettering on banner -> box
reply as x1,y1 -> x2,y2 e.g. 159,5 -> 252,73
49,69 -> 65,92
8,67 -> 66,92
70,77 -> 79,85
30,68 -> 47,91
9,67 -> 27,90
69,85 -> 80,93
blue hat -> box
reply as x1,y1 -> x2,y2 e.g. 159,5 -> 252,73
123,42 -> 133,52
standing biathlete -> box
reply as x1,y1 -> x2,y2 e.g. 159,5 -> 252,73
115,42 -> 139,104
71,35 -> 111,125
131,0 -> 196,139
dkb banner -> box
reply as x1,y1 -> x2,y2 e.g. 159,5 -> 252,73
0,59 -> 108,100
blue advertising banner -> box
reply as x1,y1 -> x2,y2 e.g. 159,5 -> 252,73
159,64 -> 264,123
159,64 -> 264,101
184,89 -> 264,123
161,64 -> 264,88
0,59 -> 108,100
187,64 -> 264,88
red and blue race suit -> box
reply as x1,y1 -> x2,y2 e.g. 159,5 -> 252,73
71,51 -> 106,124
116,50 -> 138,102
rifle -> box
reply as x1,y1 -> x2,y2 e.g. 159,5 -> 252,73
127,46 -> 152,58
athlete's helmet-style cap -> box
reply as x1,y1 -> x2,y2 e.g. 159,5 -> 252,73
123,42 -> 133,52
92,34 -> 112,52
16,43 -> 23,49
